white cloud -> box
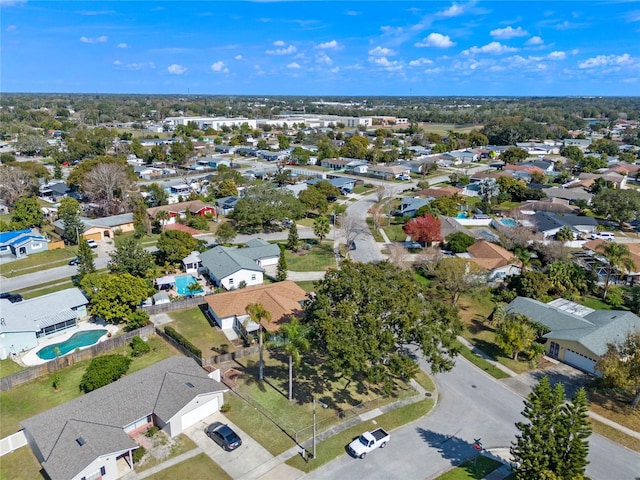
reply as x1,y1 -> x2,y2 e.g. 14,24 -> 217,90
317,40 -> 338,49
80,35 -> 108,44
490,26 -> 528,39
368,46 -> 395,56
331,67 -> 340,73
117,43 -> 128,49
0,0 -> 27,6
113,60 -> 121,65
6,24 -> 17,32
287,62 -> 301,69
316,52 -> 333,66
579,53 -> 632,69
266,44 -> 297,55
346,10 -> 360,16
273,40 -> 286,47
369,56 -> 402,71
570,49 -> 579,55
211,61 -> 229,73
437,3 -> 465,17
409,57 -> 433,67
548,51 -> 566,60
234,55 -> 243,60
463,42 -> 517,55
115,62 -> 155,71
526,36 -> 544,46
415,33 -> 456,48
254,64 -> 264,76
168,64 -> 187,75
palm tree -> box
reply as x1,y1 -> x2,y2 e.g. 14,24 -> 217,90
313,215 -> 330,241
155,210 -> 170,229
245,303 -> 271,381
271,318 -> 310,401
596,242 -> 635,300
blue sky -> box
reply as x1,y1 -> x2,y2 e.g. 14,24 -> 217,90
2,1 -> 640,96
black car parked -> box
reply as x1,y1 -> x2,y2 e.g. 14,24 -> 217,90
0,292 -> 23,303
204,422 -> 242,451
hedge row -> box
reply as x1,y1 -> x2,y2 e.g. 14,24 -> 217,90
164,326 -> 202,358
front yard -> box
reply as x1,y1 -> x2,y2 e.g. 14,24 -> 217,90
145,453 -> 232,480
285,240 -> 336,271
0,248 -> 78,277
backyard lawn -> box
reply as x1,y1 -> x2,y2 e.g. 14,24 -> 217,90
0,358 -> 26,378
0,446 -> 44,480
223,350 -> 424,456
285,240 -> 336,271
145,453 -> 232,480
167,306 -> 238,355
0,335 -> 179,437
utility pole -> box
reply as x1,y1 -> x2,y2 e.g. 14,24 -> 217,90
312,398 -> 316,460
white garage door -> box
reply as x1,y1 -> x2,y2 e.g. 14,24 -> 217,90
181,397 -> 219,431
564,349 -> 596,374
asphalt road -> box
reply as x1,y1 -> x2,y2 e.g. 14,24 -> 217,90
305,354 -> 640,480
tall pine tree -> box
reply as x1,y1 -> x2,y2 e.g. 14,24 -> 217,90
287,223 -> 299,252
276,246 -> 288,281
511,376 -> 591,479
76,238 -> 96,280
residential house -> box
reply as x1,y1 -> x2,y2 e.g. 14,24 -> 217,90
578,171 -> 628,190
368,164 -> 410,180
398,158 -> 436,175
199,246 -> 264,290
504,164 -> 545,182
516,160 -> 555,174
320,157 -> 352,171
214,196 -> 239,216
466,241 -> 521,283
532,211 -> 599,238
22,357 -> 227,480
204,281 -> 307,336
146,200 -> 216,225
197,156 -> 231,169
53,213 -> 135,241
39,181 -> 70,201
307,176 -> 357,194
516,141 -> 561,155
399,197 -> 433,217
169,184 -> 192,196
0,288 -> 88,359
563,138 -> 592,152
182,251 -> 202,274
0,228 -> 49,258
440,150 -> 480,163
506,296 -> 640,374
241,238 -> 281,267
578,239 -> 640,286
517,198 -> 577,215
544,186 -> 593,204
415,186 -> 463,198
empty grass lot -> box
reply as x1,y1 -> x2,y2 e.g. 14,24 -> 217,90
222,351 -> 420,456
167,306 -> 238,355
285,240 -> 336,271
145,453 -> 232,480
0,335 -> 179,437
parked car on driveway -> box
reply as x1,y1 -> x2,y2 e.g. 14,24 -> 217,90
68,257 -> 79,265
205,422 -> 242,451
86,239 -> 98,249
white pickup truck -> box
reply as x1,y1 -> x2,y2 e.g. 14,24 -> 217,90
347,427 -> 390,459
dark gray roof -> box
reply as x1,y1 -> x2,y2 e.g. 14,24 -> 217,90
199,246 -> 264,279
242,238 -> 281,260
507,297 -> 640,356
533,211 -> 598,232
22,357 -> 226,480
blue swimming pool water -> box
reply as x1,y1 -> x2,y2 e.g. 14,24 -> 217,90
36,330 -> 107,360
456,212 -> 467,219
175,274 -> 203,296
500,218 -> 517,226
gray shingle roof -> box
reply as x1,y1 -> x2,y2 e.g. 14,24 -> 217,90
533,211 -> 598,233
199,246 -> 264,279
507,296 -> 640,356
242,238 -> 281,261
22,356 -> 226,480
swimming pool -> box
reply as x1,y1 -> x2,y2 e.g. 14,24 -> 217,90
175,274 -> 203,296
456,212 -> 468,219
36,329 -> 108,360
499,218 -> 517,227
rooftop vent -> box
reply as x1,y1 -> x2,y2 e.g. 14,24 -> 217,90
76,437 -> 86,446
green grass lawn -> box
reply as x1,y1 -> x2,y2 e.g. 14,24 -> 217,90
167,306 -> 237,355
0,335 -> 179,437
16,280 -> 76,299
295,280 -> 320,292
145,453 -> 232,480
382,222 -> 408,242
286,398 -> 434,473
285,241 -> 336,271
0,248 -> 78,276
0,358 -> 26,378
223,350 -> 419,456
436,456 -> 505,480
0,446 -> 45,480
366,218 -> 385,242
455,340 -> 510,380
575,295 -> 613,310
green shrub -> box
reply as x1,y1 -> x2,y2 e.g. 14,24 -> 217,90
220,403 -> 231,413
164,326 -> 202,358
132,445 -> 146,463
126,310 -> 150,331
52,373 -> 61,390
129,336 -> 151,357
145,426 -> 160,438
79,354 -> 132,393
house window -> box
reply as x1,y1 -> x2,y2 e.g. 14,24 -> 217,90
229,278 -> 234,285
83,467 -> 105,480
31,243 -> 42,250
251,274 -> 256,281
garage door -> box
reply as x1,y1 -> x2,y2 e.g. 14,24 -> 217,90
181,397 -> 219,431
563,349 -> 596,374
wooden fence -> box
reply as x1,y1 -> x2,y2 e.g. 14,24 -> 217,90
0,325 -> 156,392
142,296 -> 208,315
155,327 -> 260,368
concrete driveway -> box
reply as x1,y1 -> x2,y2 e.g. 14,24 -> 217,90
185,411 -> 276,480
